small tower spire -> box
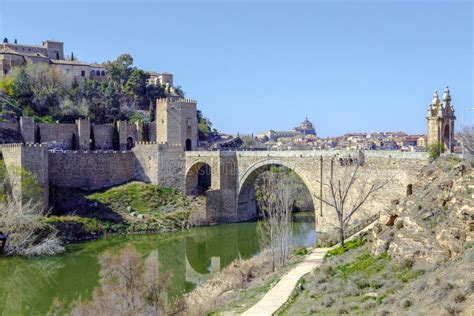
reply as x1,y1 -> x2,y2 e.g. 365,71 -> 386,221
443,86 -> 451,102
431,90 -> 440,105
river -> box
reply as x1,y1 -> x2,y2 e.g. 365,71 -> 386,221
0,213 -> 316,315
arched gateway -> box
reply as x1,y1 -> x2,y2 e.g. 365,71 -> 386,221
237,160 -> 316,222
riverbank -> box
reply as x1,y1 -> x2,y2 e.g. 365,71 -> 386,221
45,182 -> 207,244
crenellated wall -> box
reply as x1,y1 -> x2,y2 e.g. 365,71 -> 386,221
0,117 -> 155,150
48,150 -> 135,190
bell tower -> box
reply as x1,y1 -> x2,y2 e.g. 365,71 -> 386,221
426,87 -> 456,152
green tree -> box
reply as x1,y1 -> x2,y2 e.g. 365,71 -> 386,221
124,69 -> 147,101
197,110 -> 215,140
146,84 -> 166,117
174,86 -> 185,98
104,54 -> 134,87
12,68 -> 34,111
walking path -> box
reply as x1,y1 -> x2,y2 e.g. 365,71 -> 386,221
242,221 -> 378,316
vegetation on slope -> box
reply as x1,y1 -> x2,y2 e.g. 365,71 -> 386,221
280,156 -> 473,315
86,182 -> 190,216
48,181 -> 206,242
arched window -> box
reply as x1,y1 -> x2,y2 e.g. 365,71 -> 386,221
101,70 -> 106,76
90,70 -> 95,76
185,139 -> 192,151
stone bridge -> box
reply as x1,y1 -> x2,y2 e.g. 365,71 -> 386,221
180,150 -> 428,231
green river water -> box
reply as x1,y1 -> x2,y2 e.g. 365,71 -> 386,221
0,215 -> 316,315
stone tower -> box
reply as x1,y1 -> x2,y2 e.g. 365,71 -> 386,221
156,97 -> 198,151
426,87 -> 456,152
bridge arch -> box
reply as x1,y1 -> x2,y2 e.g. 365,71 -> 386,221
237,159 -> 316,222
185,161 -> 212,196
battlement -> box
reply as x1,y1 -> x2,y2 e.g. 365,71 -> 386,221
49,150 -> 131,155
135,141 -> 158,146
0,142 -> 48,148
157,142 -> 184,149
157,97 -> 197,105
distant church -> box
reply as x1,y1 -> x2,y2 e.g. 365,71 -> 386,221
426,87 -> 456,152
256,118 -> 317,142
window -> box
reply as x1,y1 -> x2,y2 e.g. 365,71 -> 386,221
81,70 -> 85,77
101,70 -> 105,76
90,70 -> 95,76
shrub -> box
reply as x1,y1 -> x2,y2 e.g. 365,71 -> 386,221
429,142 -> 445,161
326,238 -> 366,258
0,199 -> 64,256
293,247 -> 310,256
179,252 -> 271,315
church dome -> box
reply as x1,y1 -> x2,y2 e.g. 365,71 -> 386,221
299,117 -> 314,130
294,117 -> 316,136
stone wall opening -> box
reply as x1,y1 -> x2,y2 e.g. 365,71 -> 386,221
126,136 -> 135,150
237,164 -> 314,222
185,138 -> 192,151
186,162 -> 212,196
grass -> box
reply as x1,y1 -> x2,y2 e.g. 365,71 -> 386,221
293,247 -> 310,256
86,182 -> 187,215
336,251 -> 390,278
45,215 -> 104,233
326,237 -> 367,258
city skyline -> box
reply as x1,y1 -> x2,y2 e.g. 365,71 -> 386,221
1,0 -> 472,137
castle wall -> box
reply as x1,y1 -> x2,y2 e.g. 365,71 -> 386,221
37,123 -> 77,149
92,124 -> 114,150
132,142 -> 159,183
157,143 -> 185,189
148,122 -> 157,142
1,143 -> 49,209
117,121 -> 139,150
48,151 -> 135,190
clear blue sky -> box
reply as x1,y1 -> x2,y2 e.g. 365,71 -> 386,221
1,0 -> 472,137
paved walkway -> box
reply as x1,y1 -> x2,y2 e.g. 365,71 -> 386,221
242,221 -> 377,316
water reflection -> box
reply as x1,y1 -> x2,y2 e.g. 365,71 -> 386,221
0,215 -> 316,314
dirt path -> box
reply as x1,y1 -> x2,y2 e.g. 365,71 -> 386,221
242,222 -> 377,316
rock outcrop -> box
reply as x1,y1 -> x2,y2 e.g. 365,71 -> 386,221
370,157 -> 473,263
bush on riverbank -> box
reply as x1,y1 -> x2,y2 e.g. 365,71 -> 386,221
178,252 -> 272,315
0,199 -> 64,256
0,161 -> 64,256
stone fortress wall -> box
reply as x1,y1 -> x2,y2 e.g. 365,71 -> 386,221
0,118 -> 157,150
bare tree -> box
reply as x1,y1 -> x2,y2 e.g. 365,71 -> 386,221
256,167 -> 299,271
71,245 -> 170,316
0,164 -> 63,256
314,155 -> 390,246
458,126 -> 474,158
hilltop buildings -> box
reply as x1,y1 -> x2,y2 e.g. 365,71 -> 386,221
0,38 -> 173,88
